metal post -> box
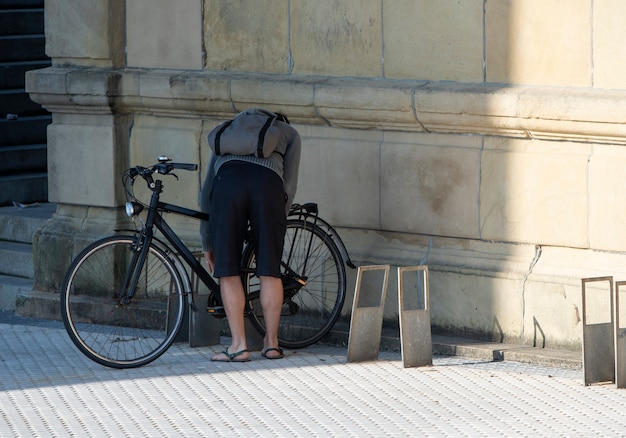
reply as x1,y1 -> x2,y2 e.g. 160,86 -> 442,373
398,266 -> 432,368
615,281 -> 626,389
347,265 -> 390,362
581,276 -> 615,386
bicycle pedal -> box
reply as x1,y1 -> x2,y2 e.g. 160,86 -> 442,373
206,306 -> 226,318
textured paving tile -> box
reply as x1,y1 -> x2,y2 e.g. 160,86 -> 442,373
0,320 -> 624,437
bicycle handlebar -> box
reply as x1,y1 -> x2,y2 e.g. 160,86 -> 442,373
126,160 -> 198,191
128,162 -> 197,178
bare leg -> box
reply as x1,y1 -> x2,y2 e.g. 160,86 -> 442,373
211,275 -> 250,361
259,276 -> 284,358
203,251 -> 215,275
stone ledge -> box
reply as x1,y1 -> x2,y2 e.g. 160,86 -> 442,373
430,335 -> 582,370
26,67 -> 626,144
307,321 -> 581,369
0,276 -> 33,311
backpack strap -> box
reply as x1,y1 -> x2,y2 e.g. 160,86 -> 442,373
257,115 -> 277,157
213,120 -> 233,156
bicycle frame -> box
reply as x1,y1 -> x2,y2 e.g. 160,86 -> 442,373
61,159 -> 353,367
120,166 -> 354,313
119,180 -> 312,309
121,179 -> 217,308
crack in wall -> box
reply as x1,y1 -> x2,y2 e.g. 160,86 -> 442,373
521,244 -> 542,341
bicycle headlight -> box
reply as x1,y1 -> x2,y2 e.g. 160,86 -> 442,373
125,201 -> 144,217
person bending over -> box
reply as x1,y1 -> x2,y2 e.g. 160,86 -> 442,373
200,108 -> 302,362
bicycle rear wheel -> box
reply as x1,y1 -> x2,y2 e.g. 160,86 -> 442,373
60,235 -> 186,368
242,220 -> 346,349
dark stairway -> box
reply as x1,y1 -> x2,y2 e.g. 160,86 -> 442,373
0,0 -> 51,206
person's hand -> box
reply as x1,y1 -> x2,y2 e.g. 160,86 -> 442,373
204,251 -> 215,275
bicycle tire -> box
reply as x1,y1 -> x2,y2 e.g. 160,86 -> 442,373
60,235 -> 186,369
242,220 -> 347,349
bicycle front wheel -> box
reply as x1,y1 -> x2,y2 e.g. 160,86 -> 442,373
243,220 -> 347,349
60,235 -> 186,368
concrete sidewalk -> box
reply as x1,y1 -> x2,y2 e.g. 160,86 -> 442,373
1,312 -> 624,437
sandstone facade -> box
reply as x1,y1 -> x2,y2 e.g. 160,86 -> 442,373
27,0 -> 626,350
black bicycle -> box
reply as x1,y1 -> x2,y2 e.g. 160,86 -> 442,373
60,156 -> 354,368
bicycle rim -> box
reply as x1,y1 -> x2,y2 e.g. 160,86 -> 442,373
60,236 -> 185,368
243,220 -> 346,349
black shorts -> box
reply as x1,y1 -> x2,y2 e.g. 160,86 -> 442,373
208,160 -> 287,278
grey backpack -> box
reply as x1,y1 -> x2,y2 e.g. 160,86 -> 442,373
208,109 -> 288,158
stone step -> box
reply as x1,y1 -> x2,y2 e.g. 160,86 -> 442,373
0,241 -> 34,278
0,275 -> 32,311
0,172 -> 48,207
0,0 -> 44,8
0,88 -> 46,116
15,288 -> 60,320
0,202 -> 54,311
0,144 -> 47,175
0,8 -> 43,36
0,202 -> 55,242
0,34 -> 46,62
0,115 -> 51,146
0,60 -> 51,89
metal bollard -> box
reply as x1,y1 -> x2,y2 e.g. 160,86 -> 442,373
398,266 -> 432,368
581,276 -> 615,386
347,265 -> 390,362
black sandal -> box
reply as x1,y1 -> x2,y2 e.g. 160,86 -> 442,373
261,347 -> 284,359
211,348 -> 251,362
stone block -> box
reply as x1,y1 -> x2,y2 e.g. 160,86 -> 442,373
414,82 -> 626,144
136,72 -> 174,99
523,280 -> 582,350
294,125 -> 381,229
135,71 -> 234,117
516,87 -> 626,126
588,144 -> 626,251
66,69 -> 122,97
169,74 -> 231,102
25,66 -> 68,95
230,78 -> 318,122
381,132 -> 482,238
204,0 -> 290,73
290,0 -> 382,77
384,0 -> 483,82
522,245 -> 626,351
486,0 -> 591,87
129,116 -> 202,233
45,0 -> 124,65
480,137 -> 591,246
127,0 -> 203,69
32,221 -> 75,292
16,289 -> 61,320
593,0 -> 626,89
315,80 -> 420,130
33,205 -> 126,292
338,227 -> 563,344
47,118 -> 125,207
430,270 -> 524,343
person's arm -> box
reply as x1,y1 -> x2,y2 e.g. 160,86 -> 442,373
199,153 -> 218,252
281,128 -> 302,215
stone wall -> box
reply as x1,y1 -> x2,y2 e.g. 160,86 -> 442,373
26,0 -> 626,350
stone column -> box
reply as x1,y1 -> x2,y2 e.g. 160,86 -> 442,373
25,0 -> 127,299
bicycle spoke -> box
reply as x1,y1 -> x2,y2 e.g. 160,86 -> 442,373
61,237 -> 185,368
243,221 -> 346,349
